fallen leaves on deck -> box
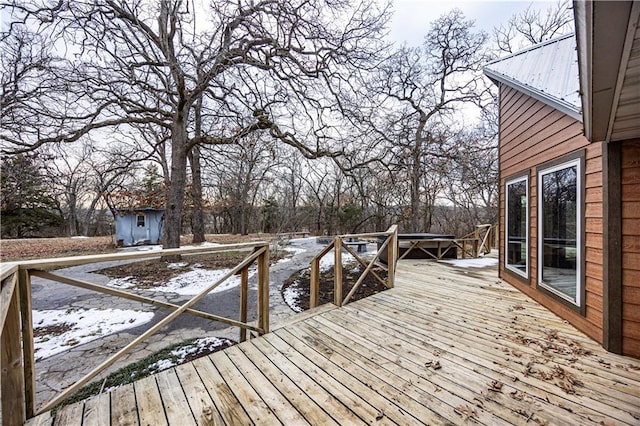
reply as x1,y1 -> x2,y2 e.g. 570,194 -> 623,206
455,404 -> 477,420
488,380 -> 503,392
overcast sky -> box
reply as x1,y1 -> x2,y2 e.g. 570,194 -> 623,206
389,0 -> 560,45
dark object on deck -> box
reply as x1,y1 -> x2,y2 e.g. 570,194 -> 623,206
377,233 -> 456,263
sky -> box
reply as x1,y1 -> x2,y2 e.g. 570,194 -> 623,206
389,0 -> 560,45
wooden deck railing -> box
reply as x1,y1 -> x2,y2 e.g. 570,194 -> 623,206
0,242 -> 270,426
309,225 -> 398,308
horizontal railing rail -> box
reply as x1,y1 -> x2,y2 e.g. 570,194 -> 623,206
0,242 -> 270,426
310,225 -> 398,308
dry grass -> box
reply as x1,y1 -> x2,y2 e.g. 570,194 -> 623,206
1,236 -> 116,262
1,233 -> 276,262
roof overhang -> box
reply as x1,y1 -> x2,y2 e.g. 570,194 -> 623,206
575,1 -> 640,142
484,68 -> 583,122
483,33 -> 582,123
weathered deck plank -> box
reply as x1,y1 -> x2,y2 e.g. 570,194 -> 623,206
110,384 -> 138,426
154,369 -> 196,426
223,347 -> 309,425
173,362 -> 224,425
236,340 -> 340,425
26,258 -> 640,426
81,394 -> 110,426
133,376 -> 167,426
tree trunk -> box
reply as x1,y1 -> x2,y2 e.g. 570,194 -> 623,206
189,145 -> 205,243
410,114 -> 426,232
190,94 -> 205,243
67,191 -> 79,236
164,112 -> 189,249
240,200 -> 248,235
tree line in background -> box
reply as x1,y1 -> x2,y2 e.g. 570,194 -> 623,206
0,0 -> 572,243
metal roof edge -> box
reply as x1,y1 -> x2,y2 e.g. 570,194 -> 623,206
485,33 -> 575,66
483,68 -> 583,122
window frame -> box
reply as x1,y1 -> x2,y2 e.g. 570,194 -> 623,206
136,214 -> 146,228
537,155 -> 584,311
504,173 -> 530,279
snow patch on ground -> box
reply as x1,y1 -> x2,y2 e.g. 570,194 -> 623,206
133,245 -> 162,252
144,337 -> 230,374
195,242 -> 221,247
319,250 -> 356,271
275,245 -> 308,264
167,262 -> 188,269
151,267 -> 256,295
32,308 -> 154,360
440,258 -> 499,268
70,236 -> 89,239
283,246 -> 307,256
106,276 -> 136,289
282,283 -> 304,313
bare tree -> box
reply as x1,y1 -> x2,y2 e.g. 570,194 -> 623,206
203,135 -> 277,235
1,0 -> 390,247
370,9 -> 490,231
493,0 -> 573,54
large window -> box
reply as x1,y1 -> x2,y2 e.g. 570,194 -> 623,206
505,175 -> 528,278
538,159 -> 582,306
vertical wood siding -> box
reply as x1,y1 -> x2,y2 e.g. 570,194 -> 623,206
621,140 -> 640,357
499,85 -> 604,343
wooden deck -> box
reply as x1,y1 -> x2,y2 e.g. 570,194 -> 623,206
28,259 -> 640,425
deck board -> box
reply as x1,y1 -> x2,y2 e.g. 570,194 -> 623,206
27,259 -> 640,425
81,393 -> 110,426
134,375 -> 167,426
155,369 -> 196,426
110,383 -> 138,426
174,362 -> 224,424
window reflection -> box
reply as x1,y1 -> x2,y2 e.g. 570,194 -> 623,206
506,178 -> 527,276
540,163 -> 579,303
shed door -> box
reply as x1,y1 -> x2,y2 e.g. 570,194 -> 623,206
132,213 -> 149,244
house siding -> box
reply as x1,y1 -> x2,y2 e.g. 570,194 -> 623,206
499,85 -> 604,344
621,140 -> 640,357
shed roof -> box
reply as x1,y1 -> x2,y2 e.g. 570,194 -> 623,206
483,33 -> 581,121
114,207 -> 164,215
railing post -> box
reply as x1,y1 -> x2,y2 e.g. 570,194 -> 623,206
1,272 -> 25,426
239,267 -> 248,342
18,270 -> 35,419
334,237 -> 343,306
387,227 -> 397,288
310,258 -> 320,309
257,244 -> 270,334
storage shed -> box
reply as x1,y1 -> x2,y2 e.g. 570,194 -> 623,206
114,208 -> 164,247
484,1 -> 640,358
